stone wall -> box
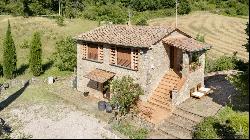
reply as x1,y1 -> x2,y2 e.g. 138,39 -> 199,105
142,42 -> 170,99
76,41 -> 170,101
172,53 -> 205,106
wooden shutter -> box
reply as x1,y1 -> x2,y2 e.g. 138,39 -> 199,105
88,44 -> 98,60
131,48 -> 139,70
98,45 -> 104,62
110,47 -> 117,65
117,47 -> 131,68
82,44 -> 88,59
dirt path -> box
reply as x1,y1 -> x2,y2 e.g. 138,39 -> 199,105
0,78 -> 120,139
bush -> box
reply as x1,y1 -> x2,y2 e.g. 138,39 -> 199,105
178,0 -> 191,15
56,16 -> 65,26
217,106 -> 249,139
83,3 -> 127,24
109,76 -> 143,115
196,33 -> 205,43
133,16 -> 148,26
19,39 -> 29,49
0,64 -> 3,77
193,117 -> 219,139
193,107 -> 249,139
112,121 -> 148,139
29,32 -> 43,76
53,37 -> 76,71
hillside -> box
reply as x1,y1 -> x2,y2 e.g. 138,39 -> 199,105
0,15 -> 98,66
0,11 -> 248,69
149,11 -> 249,61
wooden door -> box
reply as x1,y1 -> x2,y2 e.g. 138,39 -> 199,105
170,46 -> 179,71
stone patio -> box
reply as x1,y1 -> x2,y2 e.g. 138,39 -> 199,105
151,74 -> 239,139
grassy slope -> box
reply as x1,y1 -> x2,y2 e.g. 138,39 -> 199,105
0,11 -> 248,82
149,11 -> 249,61
0,16 -> 98,82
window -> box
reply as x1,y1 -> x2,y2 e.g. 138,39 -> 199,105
88,44 -> 98,61
82,43 -> 103,62
110,47 -> 139,70
117,47 -> 131,68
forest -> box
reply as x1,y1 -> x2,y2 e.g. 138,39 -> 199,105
0,0 -> 249,24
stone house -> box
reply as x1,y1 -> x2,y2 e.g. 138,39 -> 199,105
75,25 -> 211,122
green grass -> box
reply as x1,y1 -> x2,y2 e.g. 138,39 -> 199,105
0,15 -> 98,82
112,122 -> 149,139
193,106 -> 249,139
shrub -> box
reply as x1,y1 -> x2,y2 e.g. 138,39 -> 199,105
217,106 -> 249,139
0,64 -> 3,77
56,16 -> 65,26
29,32 -> 43,76
196,33 -> 205,43
3,20 -> 17,79
178,0 -> 191,15
133,16 -> 148,26
83,3 -> 127,24
19,39 -> 29,49
193,117 -> 219,139
112,121 -> 148,139
53,37 -> 76,71
109,76 -> 143,115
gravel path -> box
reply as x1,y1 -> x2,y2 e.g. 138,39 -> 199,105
5,103 -> 119,139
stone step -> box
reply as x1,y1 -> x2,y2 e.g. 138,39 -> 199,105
153,92 -> 171,100
168,114 -> 197,131
157,83 -> 176,90
148,100 -> 171,111
149,96 -> 172,106
173,108 -> 204,123
158,121 -> 192,139
155,87 -> 171,94
163,77 -> 180,82
160,78 -> 179,85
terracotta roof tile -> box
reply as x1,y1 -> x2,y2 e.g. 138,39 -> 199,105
163,36 -> 211,52
84,69 -> 115,83
77,25 -> 175,48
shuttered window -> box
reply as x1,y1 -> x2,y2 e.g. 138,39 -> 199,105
82,43 -> 103,62
88,44 -> 98,61
109,47 -> 139,70
117,47 -> 131,68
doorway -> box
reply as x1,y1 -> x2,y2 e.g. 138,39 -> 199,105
170,46 -> 177,71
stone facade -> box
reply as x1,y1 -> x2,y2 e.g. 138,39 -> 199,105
76,30 -> 206,105
172,52 -> 205,106
77,40 -> 171,101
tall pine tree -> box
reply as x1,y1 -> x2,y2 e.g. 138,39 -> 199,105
3,20 -> 17,79
29,32 -> 43,76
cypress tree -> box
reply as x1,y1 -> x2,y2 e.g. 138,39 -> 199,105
3,20 -> 17,79
29,32 -> 42,76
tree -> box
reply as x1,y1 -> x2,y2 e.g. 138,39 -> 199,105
244,22 -> 249,52
29,32 -> 43,76
109,76 -> 143,115
53,37 -> 76,71
3,20 -> 17,79
178,0 -> 191,15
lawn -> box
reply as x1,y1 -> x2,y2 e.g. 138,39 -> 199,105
149,11 -> 249,61
0,15 -> 98,82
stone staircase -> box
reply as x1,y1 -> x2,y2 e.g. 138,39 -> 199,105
140,70 -> 181,124
157,107 -> 204,139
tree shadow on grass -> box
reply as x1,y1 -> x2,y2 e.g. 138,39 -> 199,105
42,60 -> 54,74
16,64 -> 29,76
213,121 -> 236,139
0,81 -> 29,111
205,74 -> 248,112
